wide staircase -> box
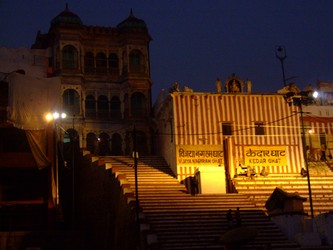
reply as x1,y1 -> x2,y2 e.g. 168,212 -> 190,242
101,155 -> 300,250
233,161 -> 333,217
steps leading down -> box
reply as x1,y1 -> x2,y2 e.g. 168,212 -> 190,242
233,172 -> 333,217
102,156 -> 300,250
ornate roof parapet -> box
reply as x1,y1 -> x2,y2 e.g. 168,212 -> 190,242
225,74 -> 244,93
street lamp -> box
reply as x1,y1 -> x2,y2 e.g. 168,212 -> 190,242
45,111 -> 66,206
45,112 -> 67,121
308,129 -> 314,161
132,126 -> 142,250
285,91 -> 318,218
275,46 -> 287,87
132,127 -> 139,216
275,45 -> 298,87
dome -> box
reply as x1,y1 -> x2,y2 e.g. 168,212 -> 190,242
51,4 -> 82,26
117,9 -> 147,30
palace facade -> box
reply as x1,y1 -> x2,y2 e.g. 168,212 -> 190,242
29,5 -> 153,156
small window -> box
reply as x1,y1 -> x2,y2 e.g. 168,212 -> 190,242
110,96 -> 121,119
97,95 -> 109,120
131,92 -> 146,117
63,89 -> 80,115
96,52 -> 107,73
85,95 -> 96,110
255,122 -> 265,135
109,53 -> 119,68
62,45 -> 78,69
85,95 -> 96,118
222,122 -> 232,136
129,50 -> 144,73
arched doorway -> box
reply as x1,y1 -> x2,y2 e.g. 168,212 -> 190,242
86,132 -> 98,155
98,132 -> 110,156
111,133 -> 123,155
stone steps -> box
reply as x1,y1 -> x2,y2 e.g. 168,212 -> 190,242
104,155 -> 300,249
233,174 -> 333,216
146,209 -> 298,249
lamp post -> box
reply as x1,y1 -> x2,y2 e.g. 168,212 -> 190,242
45,112 -> 67,206
299,102 -> 314,218
275,46 -> 298,87
308,129 -> 314,161
286,91 -> 318,218
132,126 -> 141,249
71,115 -> 76,224
70,114 -> 83,225
132,127 -> 139,216
275,45 -> 287,87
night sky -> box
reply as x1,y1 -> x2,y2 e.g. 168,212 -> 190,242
1,0 -> 333,102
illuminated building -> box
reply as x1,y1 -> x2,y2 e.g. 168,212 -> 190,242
154,76 -> 333,183
2,5 -> 333,249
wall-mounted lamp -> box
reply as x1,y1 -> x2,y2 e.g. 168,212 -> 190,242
45,112 -> 67,122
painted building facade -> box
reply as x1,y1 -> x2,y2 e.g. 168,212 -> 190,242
154,76 -> 333,182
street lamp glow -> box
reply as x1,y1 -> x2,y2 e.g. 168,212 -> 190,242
312,91 -> 319,99
45,111 -> 67,122
53,112 -> 60,119
45,113 -> 53,121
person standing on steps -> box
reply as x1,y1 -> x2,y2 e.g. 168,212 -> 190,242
226,209 -> 233,228
235,207 -> 242,227
320,144 -> 327,161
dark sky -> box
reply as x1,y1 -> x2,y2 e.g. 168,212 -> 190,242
1,0 -> 333,102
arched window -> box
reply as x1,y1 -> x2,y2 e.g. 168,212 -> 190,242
131,92 -> 146,117
98,132 -> 110,156
84,52 -> 94,73
63,89 -> 80,115
111,133 -> 123,155
129,50 -> 144,73
85,95 -> 96,118
97,95 -> 109,120
110,96 -> 121,119
86,132 -> 98,155
62,45 -> 78,69
109,53 -> 119,71
96,52 -> 107,73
